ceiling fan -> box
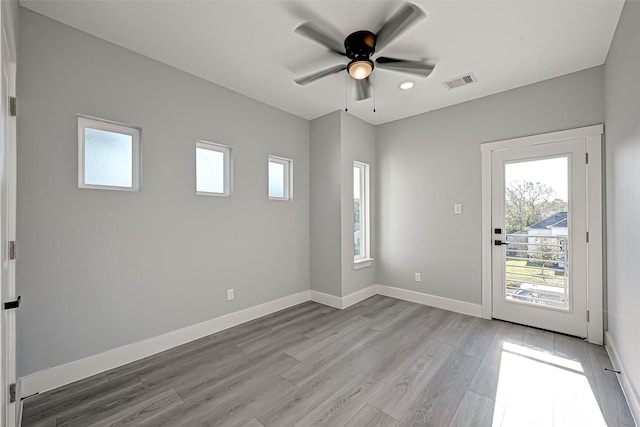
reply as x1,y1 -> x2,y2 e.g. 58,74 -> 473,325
293,2 -> 435,101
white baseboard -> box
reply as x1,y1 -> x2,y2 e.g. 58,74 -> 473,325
310,286 -> 378,310
309,290 -> 343,309
19,290 -> 311,398
19,285 -> 484,399
342,286 -> 378,308
604,331 -> 640,426
375,284 -> 484,318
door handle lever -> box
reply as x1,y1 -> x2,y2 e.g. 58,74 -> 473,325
494,240 -> 509,246
4,296 -> 20,310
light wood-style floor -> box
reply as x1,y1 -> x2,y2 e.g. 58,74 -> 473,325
21,296 -> 635,427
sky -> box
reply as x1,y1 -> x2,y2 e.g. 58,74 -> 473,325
505,156 -> 568,201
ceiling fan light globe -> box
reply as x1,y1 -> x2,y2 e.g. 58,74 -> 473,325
348,60 -> 373,80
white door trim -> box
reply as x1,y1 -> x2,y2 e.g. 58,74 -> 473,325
1,2 -> 17,425
481,124 -> 604,343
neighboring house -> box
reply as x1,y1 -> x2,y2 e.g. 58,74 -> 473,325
524,211 -> 567,267
527,211 -> 568,238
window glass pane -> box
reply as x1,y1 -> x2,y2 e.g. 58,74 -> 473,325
84,128 -> 133,187
354,166 -> 362,257
269,161 -> 285,198
196,147 -> 225,193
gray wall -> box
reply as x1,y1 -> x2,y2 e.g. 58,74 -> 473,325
17,9 -> 310,377
604,0 -> 640,410
340,112 -> 376,296
376,66 -> 604,304
310,111 -> 377,297
310,112 -> 342,296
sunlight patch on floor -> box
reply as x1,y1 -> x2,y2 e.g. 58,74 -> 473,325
492,342 -> 606,427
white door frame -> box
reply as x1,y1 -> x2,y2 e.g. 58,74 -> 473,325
0,1 -> 17,425
481,124 -> 604,344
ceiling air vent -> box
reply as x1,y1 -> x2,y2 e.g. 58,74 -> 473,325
443,73 -> 477,90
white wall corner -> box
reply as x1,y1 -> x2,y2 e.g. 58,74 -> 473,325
309,290 -> 343,309
19,290 -> 311,397
604,331 -> 640,426
341,286 -> 378,308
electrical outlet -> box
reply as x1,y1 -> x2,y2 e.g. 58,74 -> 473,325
415,272 -> 422,282
227,288 -> 234,301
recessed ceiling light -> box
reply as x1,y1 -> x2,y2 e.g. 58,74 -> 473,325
399,81 -> 414,90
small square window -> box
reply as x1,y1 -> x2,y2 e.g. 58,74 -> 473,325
196,141 -> 231,197
78,116 -> 140,191
268,156 -> 292,201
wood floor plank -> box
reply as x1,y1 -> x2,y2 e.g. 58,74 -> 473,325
56,383 -> 173,427
280,326 -> 379,386
468,321 -> 527,400
360,329 -> 437,384
269,304 -> 335,332
86,389 -> 183,426
292,373 -> 385,427
301,301 -> 384,338
398,351 -> 482,427
367,300 -> 419,331
455,317 -> 501,358
241,419 -> 264,427
370,342 -> 454,420
258,348 -> 378,426
174,351 -> 298,401
344,404 -> 398,427
140,375 -> 295,427
284,314 -> 373,361
587,343 -> 636,426
364,305 -> 433,352
21,373 -> 108,409
22,375 -> 143,426
447,391 -> 494,427
430,313 -> 479,347
135,343 -> 245,388
523,326 -> 555,351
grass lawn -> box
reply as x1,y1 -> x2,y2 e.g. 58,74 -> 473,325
506,258 -> 565,289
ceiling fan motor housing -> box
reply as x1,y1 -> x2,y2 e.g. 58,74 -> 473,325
345,30 -> 376,61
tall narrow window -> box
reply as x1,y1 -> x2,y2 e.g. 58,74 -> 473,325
268,156 -> 292,200
196,141 -> 231,196
354,161 -> 370,264
78,116 -> 140,191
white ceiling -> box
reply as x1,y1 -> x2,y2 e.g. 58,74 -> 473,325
20,0 -> 624,125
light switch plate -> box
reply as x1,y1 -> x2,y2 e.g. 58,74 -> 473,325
454,204 -> 462,214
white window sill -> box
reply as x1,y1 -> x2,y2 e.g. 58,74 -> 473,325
353,258 -> 374,270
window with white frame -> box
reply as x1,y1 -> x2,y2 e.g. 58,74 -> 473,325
268,156 -> 292,200
196,141 -> 231,196
78,116 -> 140,191
354,161 -> 370,263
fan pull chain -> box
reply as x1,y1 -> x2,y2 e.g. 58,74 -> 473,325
344,72 -> 349,112
373,74 -> 376,113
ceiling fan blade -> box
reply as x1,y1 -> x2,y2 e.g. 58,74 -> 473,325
355,78 -> 371,101
375,3 -> 425,51
294,22 -> 346,55
375,57 -> 435,78
294,64 -> 347,86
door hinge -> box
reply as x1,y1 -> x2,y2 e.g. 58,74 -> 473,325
8,240 -> 16,260
9,97 -> 16,117
587,310 -> 590,322
8,383 -> 15,403
586,232 -> 590,243
586,152 -> 589,164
